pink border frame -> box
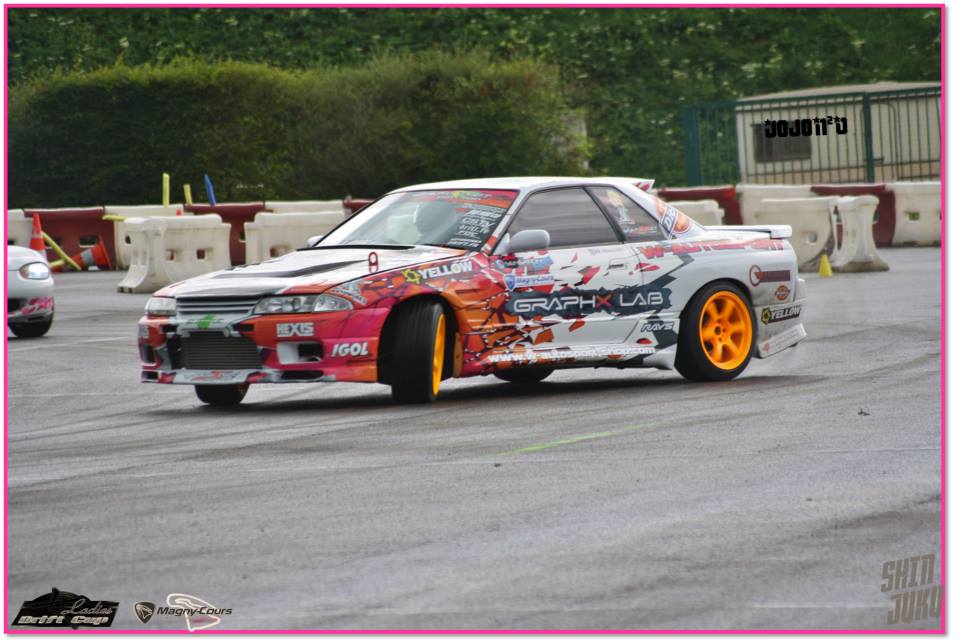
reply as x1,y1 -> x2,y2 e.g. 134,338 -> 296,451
1,1 -> 947,635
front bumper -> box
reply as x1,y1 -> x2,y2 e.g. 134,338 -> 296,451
7,270 -> 54,323
139,308 -> 387,385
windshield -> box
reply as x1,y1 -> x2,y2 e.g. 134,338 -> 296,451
320,189 -> 519,251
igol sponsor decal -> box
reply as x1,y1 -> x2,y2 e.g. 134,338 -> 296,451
775,284 -> 791,301
330,341 -> 370,357
508,286 -> 670,319
760,304 -> 801,324
12,588 -> 119,628
749,264 -> 792,287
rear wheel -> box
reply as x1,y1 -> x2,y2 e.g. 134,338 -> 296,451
675,283 -> 755,382
494,368 -> 553,384
195,384 -> 249,406
390,300 -> 447,403
9,315 -> 53,338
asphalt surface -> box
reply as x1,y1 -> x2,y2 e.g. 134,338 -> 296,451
7,248 -> 942,631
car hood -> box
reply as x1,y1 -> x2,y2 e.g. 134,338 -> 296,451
7,245 -> 48,270
158,245 -> 468,298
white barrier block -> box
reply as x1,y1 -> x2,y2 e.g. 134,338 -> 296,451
738,184 -> 814,226
106,204 -> 187,269
244,211 -> 346,264
117,215 -> 230,293
7,209 -> 32,248
665,200 -> 724,226
887,181 -> 941,246
265,200 -> 351,217
830,196 -> 889,272
755,197 -> 837,272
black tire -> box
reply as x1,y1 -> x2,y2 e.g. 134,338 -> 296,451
390,300 -> 447,404
9,315 -> 53,338
675,282 -> 756,382
494,367 -> 554,384
195,384 -> 249,406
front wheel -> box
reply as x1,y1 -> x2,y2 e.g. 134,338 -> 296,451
195,384 -> 249,406
390,300 -> 447,404
675,283 -> 755,382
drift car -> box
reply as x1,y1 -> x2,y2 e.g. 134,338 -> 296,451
139,177 -> 806,405
7,245 -> 54,338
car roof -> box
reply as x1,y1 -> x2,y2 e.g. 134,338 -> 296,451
392,176 -> 652,193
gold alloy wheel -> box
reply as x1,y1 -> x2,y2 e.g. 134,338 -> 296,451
698,291 -> 752,370
431,314 -> 446,396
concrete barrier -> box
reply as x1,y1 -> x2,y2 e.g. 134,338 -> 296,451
666,200 -> 725,227
658,186 -> 741,224
738,184 -> 815,226
244,211 -> 346,264
830,196 -> 889,272
106,204 -> 187,269
887,181 -> 941,246
811,183 -> 896,247
7,209 -> 32,247
265,200 -> 350,217
755,197 -> 837,272
117,215 -> 231,293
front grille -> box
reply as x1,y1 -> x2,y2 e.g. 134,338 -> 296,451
180,332 -> 263,369
176,296 -> 260,317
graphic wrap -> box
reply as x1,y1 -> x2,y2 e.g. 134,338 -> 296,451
138,181 -> 806,387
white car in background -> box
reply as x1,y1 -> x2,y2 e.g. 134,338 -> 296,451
7,245 -> 54,338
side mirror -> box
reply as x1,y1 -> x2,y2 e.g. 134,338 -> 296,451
500,229 -> 550,254
306,235 -> 324,247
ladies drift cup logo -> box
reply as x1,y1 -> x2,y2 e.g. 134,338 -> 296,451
12,588 -> 118,628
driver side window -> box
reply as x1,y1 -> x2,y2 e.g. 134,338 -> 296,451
507,188 -> 619,249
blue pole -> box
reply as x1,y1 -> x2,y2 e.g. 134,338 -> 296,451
204,174 -> 218,206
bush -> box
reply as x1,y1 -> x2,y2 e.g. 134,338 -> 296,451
9,53 -> 588,207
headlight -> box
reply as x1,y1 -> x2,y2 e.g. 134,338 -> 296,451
145,297 -> 177,316
313,295 -> 353,312
254,295 -> 316,314
253,294 -> 353,314
19,262 -> 50,280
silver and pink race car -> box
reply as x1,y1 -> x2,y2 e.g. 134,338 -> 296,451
138,177 -> 806,405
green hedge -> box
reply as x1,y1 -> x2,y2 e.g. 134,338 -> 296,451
9,53 -> 588,207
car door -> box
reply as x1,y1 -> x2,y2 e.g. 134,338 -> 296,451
585,186 -> 680,339
494,187 -> 640,348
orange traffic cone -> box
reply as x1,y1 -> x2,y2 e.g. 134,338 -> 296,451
54,239 -> 113,272
28,213 -> 46,254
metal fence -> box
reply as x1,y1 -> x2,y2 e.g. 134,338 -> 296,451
681,87 -> 942,185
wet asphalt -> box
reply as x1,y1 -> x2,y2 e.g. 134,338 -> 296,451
6,247 -> 942,630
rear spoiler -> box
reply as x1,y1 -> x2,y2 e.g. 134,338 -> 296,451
704,224 -> 792,239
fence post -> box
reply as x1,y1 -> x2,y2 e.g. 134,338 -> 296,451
682,105 -> 703,186
862,94 -> 876,183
